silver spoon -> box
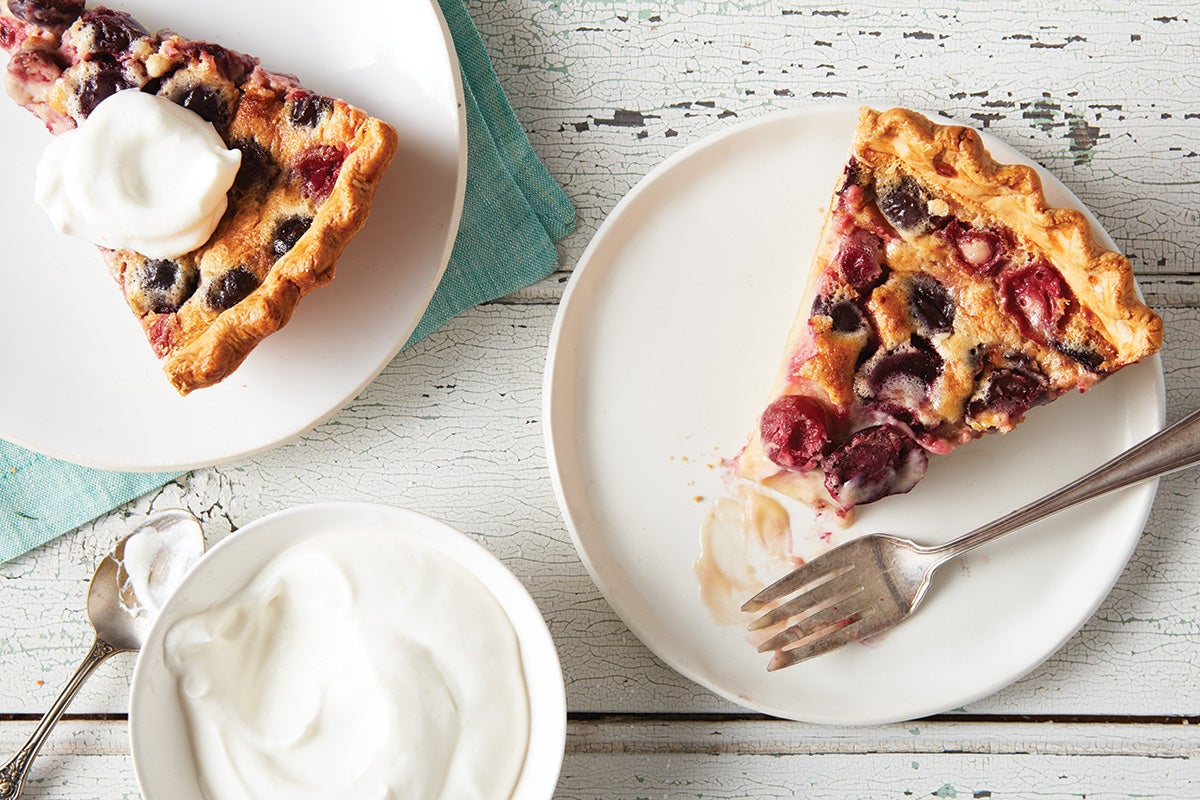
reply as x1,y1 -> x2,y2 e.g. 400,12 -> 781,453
0,509 -> 204,799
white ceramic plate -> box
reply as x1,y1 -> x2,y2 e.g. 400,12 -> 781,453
129,502 -> 566,799
0,0 -> 466,471
544,105 -> 1165,725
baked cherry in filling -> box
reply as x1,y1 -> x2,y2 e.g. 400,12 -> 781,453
821,424 -> 927,508
205,266 -> 259,312
295,145 -> 346,202
833,228 -> 886,290
760,394 -> 833,471
7,0 -> 85,28
271,215 -> 314,260
1000,260 -> 1071,341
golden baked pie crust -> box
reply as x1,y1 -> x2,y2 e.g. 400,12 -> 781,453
162,114 -> 398,394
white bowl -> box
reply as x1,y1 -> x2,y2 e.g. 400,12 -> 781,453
129,502 -> 566,800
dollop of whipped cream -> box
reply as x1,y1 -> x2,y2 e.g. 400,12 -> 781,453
163,529 -> 530,800
35,90 -> 241,259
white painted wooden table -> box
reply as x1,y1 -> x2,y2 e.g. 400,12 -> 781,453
3,2 -> 1199,797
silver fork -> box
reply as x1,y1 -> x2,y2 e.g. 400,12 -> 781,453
743,406 -> 1200,672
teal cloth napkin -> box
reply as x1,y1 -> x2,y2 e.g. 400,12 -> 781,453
0,0 -> 574,564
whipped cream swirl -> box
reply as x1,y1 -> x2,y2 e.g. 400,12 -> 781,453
163,529 -> 530,800
35,90 -> 240,259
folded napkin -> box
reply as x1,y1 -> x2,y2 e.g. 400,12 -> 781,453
0,0 -> 574,563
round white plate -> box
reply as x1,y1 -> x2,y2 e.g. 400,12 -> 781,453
130,502 -> 566,800
544,105 -> 1165,725
0,0 -> 466,471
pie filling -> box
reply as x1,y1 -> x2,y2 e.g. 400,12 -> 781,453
736,108 -> 1162,521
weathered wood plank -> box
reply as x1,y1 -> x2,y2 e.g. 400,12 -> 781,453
0,722 -> 137,800
1,303 -> 1197,717
1,719 -> 1196,799
557,752 -> 1199,799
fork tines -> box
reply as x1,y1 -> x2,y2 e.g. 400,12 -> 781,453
742,556 -> 874,671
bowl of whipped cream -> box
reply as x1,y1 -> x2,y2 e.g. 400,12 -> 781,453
129,502 -> 565,800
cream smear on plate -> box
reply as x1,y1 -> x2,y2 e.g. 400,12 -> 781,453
35,90 -> 240,259
695,488 -> 798,626
163,528 -> 530,800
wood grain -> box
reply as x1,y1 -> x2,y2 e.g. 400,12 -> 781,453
0,719 -> 1194,799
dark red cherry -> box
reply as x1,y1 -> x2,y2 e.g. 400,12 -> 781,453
834,229 -> 886,290
967,365 -> 1047,424
295,145 -> 345,202
822,424 -> 928,507
178,86 -> 225,125
137,258 -> 198,314
180,41 -> 256,82
877,176 -> 932,234
838,156 -> 863,192
80,8 -> 147,54
1000,260 -> 1071,340
289,92 -> 333,127
811,296 -> 878,367
6,0 -> 83,27
812,296 -> 867,335
760,394 -> 832,471
231,140 -> 280,195
78,61 -> 132,116
908,276 -> 955,335
945,220 -> 1007,276
859,342 -> 943,411
1053,340 -> 1105,372
271,215 -> 314,260
205,266 -> 258,311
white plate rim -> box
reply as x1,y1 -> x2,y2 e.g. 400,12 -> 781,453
543,104 -> 1166,724
0,0 -> 468,473
128,501 -> 567,799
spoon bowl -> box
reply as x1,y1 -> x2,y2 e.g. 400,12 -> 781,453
85,555 -> 141,652
103,509 -> 207,651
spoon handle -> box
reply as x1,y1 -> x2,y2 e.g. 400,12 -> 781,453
0,638 -> 123,800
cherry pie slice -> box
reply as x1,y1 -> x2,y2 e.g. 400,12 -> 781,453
2,2 -> 398,393
736,107 -> 1162,522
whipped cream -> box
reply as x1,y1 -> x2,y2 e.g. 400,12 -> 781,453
163,529 -> 530,800
35,90 -> 241,259
118,509 -> 205,633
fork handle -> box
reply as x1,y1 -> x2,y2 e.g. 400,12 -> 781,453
929,405 -> 1200,563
